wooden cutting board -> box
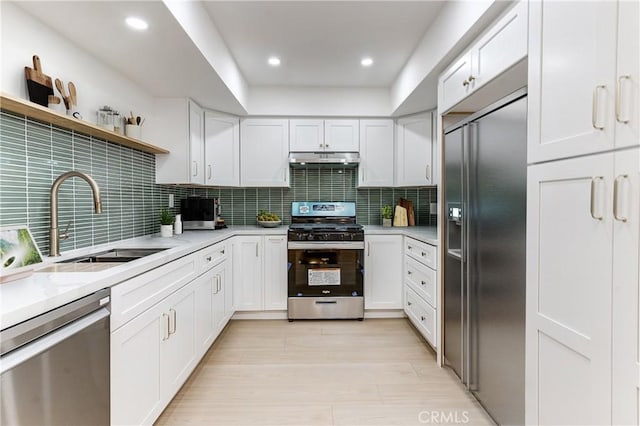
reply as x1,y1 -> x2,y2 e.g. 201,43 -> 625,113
24,55 -> 54,107
398,198 -> 415,226
394,205 -> 408,227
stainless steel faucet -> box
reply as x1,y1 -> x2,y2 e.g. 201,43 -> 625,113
49,171 -> 102,256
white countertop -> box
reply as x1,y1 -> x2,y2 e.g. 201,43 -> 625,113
0,224 -> 435,329
363,225 -> 438,245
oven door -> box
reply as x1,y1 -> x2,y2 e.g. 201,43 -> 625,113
287,242 -> 364,297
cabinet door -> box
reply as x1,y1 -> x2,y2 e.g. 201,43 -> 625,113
324,119 -> 359,152
358,119 -> 394,188
612,148 -> 640,424
188,100 -> 204,185
194,272 -> 216,357
289,119 -> 324,152
204,113 -> 240,186
212,262 -> 228,332
615,0 -> 640,149
526,153 -> 614,425
439,54 -> 473,113
396,113 -> 433,187
263,235 -> 287,310
528,1 -> 617,163
471,0 -> 527,91
160,285 -> 196,403
232,236 -> 263,311
364,235 -> 403,309
111,305 -> 164,426
240,119 -> 290,187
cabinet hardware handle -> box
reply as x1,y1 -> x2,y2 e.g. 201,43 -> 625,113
421,252 -> 426,257
162,313 -> 170,341
325,144 -> 329,148
462,79 -> 469,87
218,275 -> 222,292
590,176 -> 604,221
468,75 -> 475,83
613,174 -> 629,222
208,164 -> 212,180
319,143 -> 324,148
421,280 -> 426,286
421,316 -> 426,321
367,242 -> 370,256
426,165 -> 430,181
407,301 -> 412,306
407,270 -> 412,275
616,75 -> 631,123
206,256 -> 212,262
192,161 -> 198,176
256,243 -> 259,257
408,245 -> 413,250
592,85 -> 606,129
169,308 -> 177,335
221,249 -> 225,255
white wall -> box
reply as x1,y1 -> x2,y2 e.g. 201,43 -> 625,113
248,86 -> 391,117
0,2 -> 155,137
163,0 -> 249,112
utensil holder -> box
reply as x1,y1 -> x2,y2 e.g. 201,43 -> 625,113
125,124 -> 141,140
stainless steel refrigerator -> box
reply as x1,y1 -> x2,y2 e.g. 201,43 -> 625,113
443,88 -> 527,426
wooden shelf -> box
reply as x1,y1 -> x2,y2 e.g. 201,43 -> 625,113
0,93 -> 169,154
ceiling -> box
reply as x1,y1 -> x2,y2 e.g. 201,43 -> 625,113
203,1 -> 443,87
13,1 -> 446,114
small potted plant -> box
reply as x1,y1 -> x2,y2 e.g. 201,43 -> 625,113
160,209 -> 174,237
382,205 -> 393,227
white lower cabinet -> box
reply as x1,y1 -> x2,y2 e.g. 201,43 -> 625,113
233,234 -> 287,311
364,235 -> 403,309
402,237 -> 437,348
526,149 -> 639,424
111,281 -> 195,426
111,241 -> 234,425
263,235 -> 288,310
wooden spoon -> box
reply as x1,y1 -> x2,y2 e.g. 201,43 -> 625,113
68,81 -> 77,106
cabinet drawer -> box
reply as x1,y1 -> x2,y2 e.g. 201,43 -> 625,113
199,240 -> 228,274
111,254 -> 197,331
405,256 -> 436,307
404,286 -> 436,348
405,237 -> 436,269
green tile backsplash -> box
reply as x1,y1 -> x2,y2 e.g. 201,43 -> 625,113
0,110 -> 436,256
184,168 -> 437,226
0,111 -> 186,255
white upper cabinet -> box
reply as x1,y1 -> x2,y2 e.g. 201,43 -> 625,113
289,119 -> 324,151
439,0 -> 527,113
204,112 -> 240,187
289,119 -> 359,152
358,119 -> 394,187
528,1 -> 619,162
324,119 -> 359,152
395,112 -> 434,187
615,0 -> 639,150
240,119 -> 290,187
152,98 -> 205,185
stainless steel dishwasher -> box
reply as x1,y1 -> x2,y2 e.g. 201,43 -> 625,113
0,288 -> 110,425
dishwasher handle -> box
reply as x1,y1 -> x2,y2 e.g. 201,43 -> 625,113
0,307 -> 109,375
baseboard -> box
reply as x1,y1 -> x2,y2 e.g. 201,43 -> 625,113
231,309 -> 406,320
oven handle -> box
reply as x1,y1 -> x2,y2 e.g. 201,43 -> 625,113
287,242 -> 365,250
315,300 -> 338,304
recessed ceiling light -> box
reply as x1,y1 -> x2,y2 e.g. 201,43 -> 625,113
126,17 -> 148,31
361,57 -> 373,67
268,57 -> 281,66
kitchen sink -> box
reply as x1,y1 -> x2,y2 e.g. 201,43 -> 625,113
61,248 -> 169,264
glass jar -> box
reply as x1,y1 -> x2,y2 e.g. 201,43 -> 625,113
96,106 -> 114,131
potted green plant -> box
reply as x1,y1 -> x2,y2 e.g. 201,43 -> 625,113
160,209 -> 174,237
382,205 -> 393,227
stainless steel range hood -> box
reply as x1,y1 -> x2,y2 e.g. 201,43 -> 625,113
289,152 -> 359,168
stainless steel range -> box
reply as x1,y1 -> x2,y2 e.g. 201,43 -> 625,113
287,202 -> 364,320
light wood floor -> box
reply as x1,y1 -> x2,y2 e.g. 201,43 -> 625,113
155,319 -> 494,426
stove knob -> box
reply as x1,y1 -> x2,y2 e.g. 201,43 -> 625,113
322,234 -> 329,241
307,234 -> 314,241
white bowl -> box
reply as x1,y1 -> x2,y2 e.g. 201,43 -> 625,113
257,220 -> 282,228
